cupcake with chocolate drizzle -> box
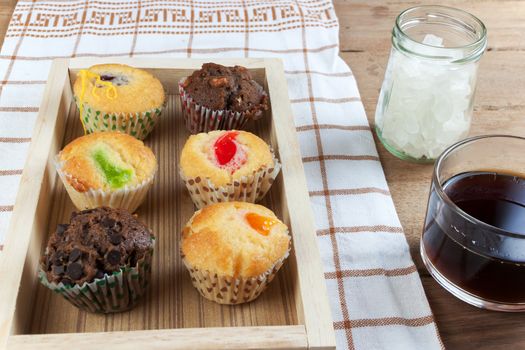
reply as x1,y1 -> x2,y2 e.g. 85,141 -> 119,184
39,207 -> 155,313
73,63 -> 165,140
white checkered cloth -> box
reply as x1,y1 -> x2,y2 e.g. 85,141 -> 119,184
0,1 -> 443,349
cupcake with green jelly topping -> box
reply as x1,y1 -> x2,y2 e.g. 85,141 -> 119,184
56,131 -> 157,212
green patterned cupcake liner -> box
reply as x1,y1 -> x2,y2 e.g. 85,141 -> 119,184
38,244 -> 154,313
75,98 -> 163,140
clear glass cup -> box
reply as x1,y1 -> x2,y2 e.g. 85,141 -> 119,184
375,6 -> 487,162
421,135 -> 525,311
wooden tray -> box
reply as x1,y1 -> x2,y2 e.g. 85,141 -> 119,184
0,58 -> 335,350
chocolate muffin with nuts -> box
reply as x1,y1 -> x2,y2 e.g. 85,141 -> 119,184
39,207 -> 155,313
179,62 -> 269,133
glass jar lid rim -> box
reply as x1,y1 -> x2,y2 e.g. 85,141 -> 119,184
395,5 -> 487,51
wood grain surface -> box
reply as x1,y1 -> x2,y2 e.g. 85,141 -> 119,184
2,57 -> 335,350
334,1 -> 525,349
0,1 -> 523,349
28,94 -> 299,335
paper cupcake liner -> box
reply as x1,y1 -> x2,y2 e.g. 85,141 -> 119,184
38,245 -> 154,313
182,241 -> 290,305
55,157 -> 155,213
75,98 -> 163,140
180,154 -> 281,209
178,77 -> 266,134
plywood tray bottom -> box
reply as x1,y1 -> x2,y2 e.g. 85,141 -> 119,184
29,94 -> 298,334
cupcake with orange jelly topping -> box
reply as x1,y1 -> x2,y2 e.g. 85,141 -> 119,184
179,130 -> 280,208
181,201 -> 291,304
73,64 -> 165,140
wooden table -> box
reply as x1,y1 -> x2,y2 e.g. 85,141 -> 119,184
0,1 -> 523,348
334,1 -> 525,349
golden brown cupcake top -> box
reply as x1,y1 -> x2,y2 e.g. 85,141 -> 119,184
181,202 -> 290,278
73,64 -> 165,115
58,132 -> 157,192
179,130 -> 274,186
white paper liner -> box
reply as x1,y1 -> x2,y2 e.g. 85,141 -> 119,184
75,98 -> 163,140
182,240 -> 290,305
38,244 -> 154,313
178,77 -> 267,134
180,154 -> 281,209
55,157 -> 155,213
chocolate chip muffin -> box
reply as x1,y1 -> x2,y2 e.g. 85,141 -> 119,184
39,207 -> 154,313
179,63 -> 269,133
41,207 -> 153,286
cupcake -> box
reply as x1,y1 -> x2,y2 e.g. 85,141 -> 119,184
73,64 -> 165,139
181,202 -> 290,304
38,207 -> 155,313
179,130 -> 280,208
56,131 -> 157,212
179,63 -> 269,133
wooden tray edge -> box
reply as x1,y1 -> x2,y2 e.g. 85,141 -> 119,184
0,58 -> 73,349
7,325 -> 307,350
264,58 -> 336,350
1,57 -> 336,350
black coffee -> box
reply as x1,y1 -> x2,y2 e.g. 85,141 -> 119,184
423,171 -> 525,303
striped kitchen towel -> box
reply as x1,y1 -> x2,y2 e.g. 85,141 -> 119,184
0,1 -> 443,348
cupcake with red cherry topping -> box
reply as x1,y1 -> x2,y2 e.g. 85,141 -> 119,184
179,63 -> 268,133
179,130 -> 280,208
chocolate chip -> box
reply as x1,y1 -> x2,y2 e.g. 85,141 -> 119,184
45,256 -> 52,270
66,262 -> 83,280
113,222 -> 122,232
109,233 -> 122,245
56,224 -> 68,236
94,242 -> 107,255
69,248 -> 81,262
53,265 -> 65,275
53,251 -> 65,265
96,260 -> 105,272
100,75 -> 114,81
95,270 -> 105,279
107,250 -> 121,265
128,251 -> 137,267
101,217 -> 116,229
80,225 -> 91,245
61,278 -> 72,286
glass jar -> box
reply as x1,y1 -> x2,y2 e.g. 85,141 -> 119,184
421,135 -> 525,311
375,6 -> 487,162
